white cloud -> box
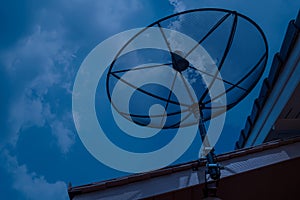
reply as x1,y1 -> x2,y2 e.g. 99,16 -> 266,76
8,92 -> 51,145
3,151 -> 68,200
1,0 -> 147,154
93,0 -> 143,31
50,118 -> 75,154
50,0 -> 144,40
169,0 -> 186,13
0,0 -> 152,198
2,25 -> 77,154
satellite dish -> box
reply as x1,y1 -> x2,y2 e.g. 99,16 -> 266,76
105,8 -> 268,182
106,8 -> 268,129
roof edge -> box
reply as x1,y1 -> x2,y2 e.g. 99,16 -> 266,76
68,136 -> 300,198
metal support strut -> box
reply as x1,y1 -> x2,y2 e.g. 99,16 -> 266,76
198,115 -> 221,180
192,103 -> 223,198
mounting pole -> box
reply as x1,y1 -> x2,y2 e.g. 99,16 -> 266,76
198,111 -> 221,181
192,103 -> 222,197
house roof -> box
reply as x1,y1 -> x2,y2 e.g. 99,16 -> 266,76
235,10 -> 300,149
68,136 -> 300,199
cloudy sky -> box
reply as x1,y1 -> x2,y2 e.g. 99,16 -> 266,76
0,0 -> 299,199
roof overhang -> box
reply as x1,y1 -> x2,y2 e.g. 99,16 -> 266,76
69,137 -> 300,200
236,12 -> 300,148
245,43 -> 300,146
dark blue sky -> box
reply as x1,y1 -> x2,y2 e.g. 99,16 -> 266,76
0,1 -> 299,199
